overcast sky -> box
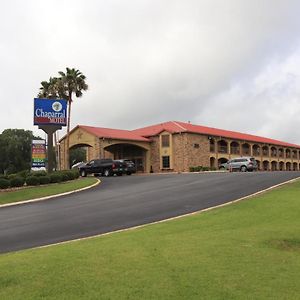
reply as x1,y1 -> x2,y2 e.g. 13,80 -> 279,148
1,0 -> 300,144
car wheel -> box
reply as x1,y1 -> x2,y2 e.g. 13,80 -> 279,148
80,170 -> 87,177
240,166 -> 247,172
126,172 -> 132,175
103,169 -> 111,177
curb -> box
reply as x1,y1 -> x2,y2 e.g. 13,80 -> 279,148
36,176 -> 300,251
0,179 -> 101,208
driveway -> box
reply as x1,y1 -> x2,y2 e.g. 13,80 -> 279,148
0,171 -> 299,253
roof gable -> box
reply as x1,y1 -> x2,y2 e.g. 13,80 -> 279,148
79,125 -> 151,142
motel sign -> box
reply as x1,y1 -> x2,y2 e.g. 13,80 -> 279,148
34,98 -> 67,126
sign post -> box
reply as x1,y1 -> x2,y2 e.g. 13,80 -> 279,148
34,98 -> 67,172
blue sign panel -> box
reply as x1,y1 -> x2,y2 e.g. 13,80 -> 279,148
34,98 -> 67,126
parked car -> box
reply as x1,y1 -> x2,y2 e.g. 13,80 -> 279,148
78,159 -> 126,177
115,159 -> 136,175
71,161 -> 86,169
219,157 -> 258,172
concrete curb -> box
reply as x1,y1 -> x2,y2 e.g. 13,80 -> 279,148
36,176 -> 300,251
0,179 -> 101,208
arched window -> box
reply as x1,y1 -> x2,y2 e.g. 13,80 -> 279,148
252,144 -> 260,156
242,143 -> 250,156
262,146 -> 269,157
209,138 -> 215,153
217,140 -> 228,154
230,141 -> 240,155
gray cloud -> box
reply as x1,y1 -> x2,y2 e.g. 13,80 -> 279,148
1,0 -> 300,144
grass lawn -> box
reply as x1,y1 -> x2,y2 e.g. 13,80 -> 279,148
0,177 -> 99,205
0,180 -> 300,299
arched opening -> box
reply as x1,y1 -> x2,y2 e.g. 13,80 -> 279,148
262,146 -> 269,157
292,150 -> 298,160
210,157 -> 216,169
286,149 -> 291,159
278,148 -> 284,158
230,141 -> 240,155
68,143 -> 92,169
252,144 -> 260,157
271,161 -> 277,171
256,160 -> 261,170
271,147 -> 277,157
104,143 -> 148,172
263,160 -> 269,171
217,140 -> 228,154
293,162 -> 298,171
286,162 -> 291,171
218,157 -> 228,168
209,138 -> 215,153
242,143 -> 250,156
279,161 -> 284,171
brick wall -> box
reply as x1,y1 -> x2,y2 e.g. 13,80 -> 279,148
150,136 -> 160,172
173,133 -> 210,172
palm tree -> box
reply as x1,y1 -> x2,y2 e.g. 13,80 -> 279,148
58,68 -> 88,168
38,77 -> 59,99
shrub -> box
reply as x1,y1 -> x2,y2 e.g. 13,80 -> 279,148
72,169 -> 80,179
202,167 -> 210,171
60,173 -> 69,182
62,170 -> 76,180
0,178 -> 10,189
26,176 -> 40,186
39,176 -> 51,185
16,170 -> 30,179
8,174 -> 18,180
10,177 -> 25,187
194,166 -> 203,172
50,173 -> 62,183
31,170 -> 47,177
189,167 -> 195,172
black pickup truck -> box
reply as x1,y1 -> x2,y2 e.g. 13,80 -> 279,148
78,159 -> 126,177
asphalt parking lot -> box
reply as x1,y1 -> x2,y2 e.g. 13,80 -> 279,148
1,171 -> 300,253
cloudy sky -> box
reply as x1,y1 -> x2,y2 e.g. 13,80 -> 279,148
1,0 -> 300,144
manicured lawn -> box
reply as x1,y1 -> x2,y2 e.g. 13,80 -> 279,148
0,177 -> 98,205
0,180 -> 300,299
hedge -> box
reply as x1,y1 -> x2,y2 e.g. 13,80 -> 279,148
0,179 -> 10,189
0,169 -> 81,190
10,177 -> 25,188
26,176 -> 40,186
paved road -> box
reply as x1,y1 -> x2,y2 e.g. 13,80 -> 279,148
1,172 -> 300,253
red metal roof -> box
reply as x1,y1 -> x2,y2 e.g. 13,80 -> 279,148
133,121 -> 300,149
79,125 -> 151,142
68,121 -> 300,149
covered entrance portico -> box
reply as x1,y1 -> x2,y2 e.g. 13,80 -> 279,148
104,143 -> 149,172
58,125 -> 151,171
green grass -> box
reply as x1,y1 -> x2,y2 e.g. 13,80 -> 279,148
0,177 -> 98,205
0,180 -> 300,299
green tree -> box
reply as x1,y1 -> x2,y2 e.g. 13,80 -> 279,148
0,129 -> 40,174
70,147 -> 87,166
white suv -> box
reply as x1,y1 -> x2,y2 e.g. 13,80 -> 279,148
219,157 -> 258,172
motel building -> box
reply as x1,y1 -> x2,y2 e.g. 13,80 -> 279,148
58,121 -> 300,172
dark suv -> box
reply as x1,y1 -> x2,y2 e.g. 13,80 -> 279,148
115,159 -> 136,175
79,159 -> 126,177
219,157 -> 258,172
